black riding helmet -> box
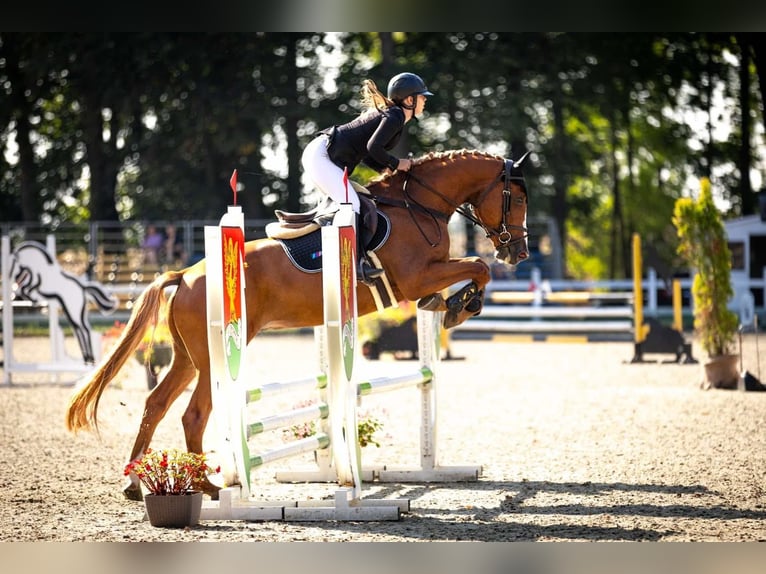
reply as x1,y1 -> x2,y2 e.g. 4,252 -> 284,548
387,73 -> 434,108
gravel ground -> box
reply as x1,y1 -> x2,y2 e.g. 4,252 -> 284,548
1,331 -> 765,543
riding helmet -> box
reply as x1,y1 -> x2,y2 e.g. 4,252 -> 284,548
387,72 -> 434,103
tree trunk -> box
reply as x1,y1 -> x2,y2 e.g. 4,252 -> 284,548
379,32 -> 394,77
82,93 -> 119,222
550,86 -> 569,276
2,37 -> 39,222
624,101 -> 636,275
704,40 -> 714,180
608,112 -> 625,279
745,33 -> 766,156
285,38 -> 302,213
738,35 -> 754,214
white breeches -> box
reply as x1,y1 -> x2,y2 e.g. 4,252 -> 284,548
301,135 -> 360,213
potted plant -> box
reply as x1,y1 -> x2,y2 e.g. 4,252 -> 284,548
124,448 -> 220,528
672,177 -> 740,389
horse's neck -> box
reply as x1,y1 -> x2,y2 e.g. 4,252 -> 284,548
403,162 -> 494,209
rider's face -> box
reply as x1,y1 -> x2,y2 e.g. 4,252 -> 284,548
414,94 -> 427,116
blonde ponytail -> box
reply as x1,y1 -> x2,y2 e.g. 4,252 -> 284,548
360,79 -> 395,111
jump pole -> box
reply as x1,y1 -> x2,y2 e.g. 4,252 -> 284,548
633,233 -> 650,350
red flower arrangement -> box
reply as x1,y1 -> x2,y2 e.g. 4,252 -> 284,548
124,448 -> 220,495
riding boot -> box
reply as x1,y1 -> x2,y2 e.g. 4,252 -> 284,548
356,213 -> 383,285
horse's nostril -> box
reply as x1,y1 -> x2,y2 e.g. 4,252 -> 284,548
518,252 -> 528,260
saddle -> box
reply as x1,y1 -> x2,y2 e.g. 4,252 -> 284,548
268,186 -> 394,311
268,196 -> 335,238
267,181 -> 379,249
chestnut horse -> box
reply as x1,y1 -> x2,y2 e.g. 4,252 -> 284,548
66,149 -> 530,500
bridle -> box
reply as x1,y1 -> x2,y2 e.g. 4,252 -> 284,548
466,157 -> 529,248
396,157 -> 529,249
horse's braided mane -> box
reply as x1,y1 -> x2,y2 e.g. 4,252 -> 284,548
369,149 -> 504,185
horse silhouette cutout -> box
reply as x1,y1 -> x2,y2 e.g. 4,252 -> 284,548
9,241 -> 118,364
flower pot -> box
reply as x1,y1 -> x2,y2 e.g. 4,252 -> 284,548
143,491 -> 203,528
703,354 -> 739,390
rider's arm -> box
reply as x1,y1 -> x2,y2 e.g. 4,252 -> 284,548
366,108 -> 406,171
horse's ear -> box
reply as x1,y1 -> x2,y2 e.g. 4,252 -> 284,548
513,151 -> 531,169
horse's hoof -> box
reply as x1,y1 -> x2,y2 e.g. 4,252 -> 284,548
418,293 -> 444,311
123,485 -> 144,501
197,477 -> 221,500
465,290 -> 484,314
465,296 -> 483,314
446,297 -> 464,314
445,282 -> 478,314
443,309 -> 460,329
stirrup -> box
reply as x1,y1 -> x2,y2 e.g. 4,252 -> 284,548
358,259 -> 383,285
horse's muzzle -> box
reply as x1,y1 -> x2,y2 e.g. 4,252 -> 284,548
495,241 -> 529,266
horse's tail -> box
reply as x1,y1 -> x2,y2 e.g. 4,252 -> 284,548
84,282 -> 119,314
65,270 -> 185,434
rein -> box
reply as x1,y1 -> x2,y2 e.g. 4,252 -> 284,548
384,158 -> 528,248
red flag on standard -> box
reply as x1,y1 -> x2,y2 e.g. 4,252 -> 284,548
230,169 -> 238,205
343,167 -> 349,204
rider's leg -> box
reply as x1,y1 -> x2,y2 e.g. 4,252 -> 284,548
302,136 -> 381,284
355,194 -> 382,284
301,136 -> 360,211
355,212 -> 383,285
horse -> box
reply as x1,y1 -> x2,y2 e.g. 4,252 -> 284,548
66,149 -> 531,500
10,241 -> 117,363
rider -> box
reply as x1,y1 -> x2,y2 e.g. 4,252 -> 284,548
301,72 -> 433,284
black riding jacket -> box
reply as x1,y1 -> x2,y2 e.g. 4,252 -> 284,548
320,106 -> 406,174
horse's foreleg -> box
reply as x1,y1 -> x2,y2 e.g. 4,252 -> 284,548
123,360 -> 197,501
180,370 -> 220,500
401,257 -> 491,326
442,281 -> 485,328
410,256 -> 492,299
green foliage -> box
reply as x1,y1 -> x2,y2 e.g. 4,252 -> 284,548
283,401 -> 385,449
358,302 -> 416,341
356,415 -> 384,448
565,224 -> 608,279
564,177 -> 610,279
672,178 -> 738,357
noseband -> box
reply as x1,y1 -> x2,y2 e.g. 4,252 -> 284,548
469,158 -> 528,248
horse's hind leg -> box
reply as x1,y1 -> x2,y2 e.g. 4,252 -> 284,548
180,368 -> 220,499
122,354 -> 197,501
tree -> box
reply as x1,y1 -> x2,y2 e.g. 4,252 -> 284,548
1,32 -> 764,290
673,178 -> 738,362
